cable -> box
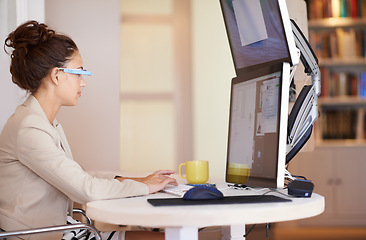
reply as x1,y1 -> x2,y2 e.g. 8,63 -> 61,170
198,227 -> 221,233
292,175 -> 307,180
285,168 -> 309,183
227,183 -> 248,190
284,169 -> 295,181
227,184 -> 271,193
244,224 -> 256,238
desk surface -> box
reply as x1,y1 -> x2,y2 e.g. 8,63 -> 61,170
86,185 -> 324,228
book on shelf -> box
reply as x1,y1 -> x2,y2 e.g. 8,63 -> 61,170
308,0 -> 366,19
321,108 -> 358,139
320,68 -> 366,97
309,28 -> 366,59
361,72 -> 366,96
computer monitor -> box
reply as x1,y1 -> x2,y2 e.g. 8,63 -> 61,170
219,0 -> 299,75
220,0 -> 297,188
226,63 -> 290,189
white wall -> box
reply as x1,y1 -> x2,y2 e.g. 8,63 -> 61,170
0,7 -> 19,132
0,0 -> 44,132
45,0 -> 121,172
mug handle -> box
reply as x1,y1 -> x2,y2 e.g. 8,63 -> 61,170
179,163 -> 186,179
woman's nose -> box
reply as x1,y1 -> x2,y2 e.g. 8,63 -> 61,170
80,78 -> 87,87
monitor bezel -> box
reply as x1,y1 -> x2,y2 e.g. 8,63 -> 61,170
225,62 -> 290,189
219,0 -> 299,76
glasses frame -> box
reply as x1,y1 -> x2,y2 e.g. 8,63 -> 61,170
59,68 -> 92,76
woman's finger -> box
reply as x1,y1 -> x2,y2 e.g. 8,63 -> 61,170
154,169 -> 175,175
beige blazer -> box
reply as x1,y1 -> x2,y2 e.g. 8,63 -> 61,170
0,95 -> 149,239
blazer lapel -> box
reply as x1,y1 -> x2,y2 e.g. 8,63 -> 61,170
54,120 -> 74,160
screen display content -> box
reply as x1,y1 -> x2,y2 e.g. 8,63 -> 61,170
226,70 -> 283,188
220,0 -> 295,75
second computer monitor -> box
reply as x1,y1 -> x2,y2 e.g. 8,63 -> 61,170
226,63 -> 290,188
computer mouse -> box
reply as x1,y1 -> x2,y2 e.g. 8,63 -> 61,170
183,185 -> 224,200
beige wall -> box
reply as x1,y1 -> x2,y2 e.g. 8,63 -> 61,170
192,0 -> 234,180
120,1 -> 184,174
45,0 -> 121,172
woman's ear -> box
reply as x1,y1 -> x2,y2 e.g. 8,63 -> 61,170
50,67 -> 60,86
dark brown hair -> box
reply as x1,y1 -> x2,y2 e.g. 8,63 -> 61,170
4,20 -> 78,94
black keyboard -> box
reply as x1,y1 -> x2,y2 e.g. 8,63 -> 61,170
148,194 -> 291,206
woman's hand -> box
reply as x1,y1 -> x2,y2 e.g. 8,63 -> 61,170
117,170 -> 178,194
138,170 -> 178,194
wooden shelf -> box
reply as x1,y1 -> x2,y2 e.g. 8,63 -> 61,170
319,96 -> 366,108
318,58 -> 366,72
315,139 -> 366,147
309,18 -> 366,30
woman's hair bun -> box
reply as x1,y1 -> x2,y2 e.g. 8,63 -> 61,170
4,20 -> 78,94
5,20 -> 55,54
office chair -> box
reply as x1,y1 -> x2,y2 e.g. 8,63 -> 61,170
0,208 -> 101,240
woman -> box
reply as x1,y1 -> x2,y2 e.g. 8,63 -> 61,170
0,20 -> 177,240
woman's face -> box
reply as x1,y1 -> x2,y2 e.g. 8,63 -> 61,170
56,51 -> 87,106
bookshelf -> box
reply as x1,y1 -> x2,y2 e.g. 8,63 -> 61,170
307,0 -> 366,144
283,1 -> 366,228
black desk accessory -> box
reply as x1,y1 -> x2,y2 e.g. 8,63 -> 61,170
287,179 -> 314,197
148,195 -> 291,207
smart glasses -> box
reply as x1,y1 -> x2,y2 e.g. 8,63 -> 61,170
59,68 -> 92,76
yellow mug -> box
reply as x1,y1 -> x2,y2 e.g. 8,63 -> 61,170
179,160 -> 209,184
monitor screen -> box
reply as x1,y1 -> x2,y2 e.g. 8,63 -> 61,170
219,0 -> 298,76
226,63 -> 289,188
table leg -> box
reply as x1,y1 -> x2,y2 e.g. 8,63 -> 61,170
221,225 -> 246,240
165,227 -> 198,240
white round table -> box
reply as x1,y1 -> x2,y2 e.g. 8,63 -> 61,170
86,186 -> 324,240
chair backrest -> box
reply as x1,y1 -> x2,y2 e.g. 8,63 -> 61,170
0,223 -> 102,240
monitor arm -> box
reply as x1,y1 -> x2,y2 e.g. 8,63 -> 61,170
286,19 -> 321,164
